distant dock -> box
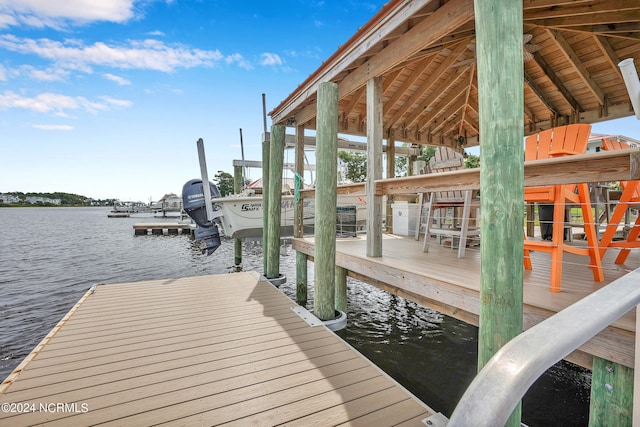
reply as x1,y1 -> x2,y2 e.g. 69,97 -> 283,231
133,222 -> 193,235
0,272 -> 434,426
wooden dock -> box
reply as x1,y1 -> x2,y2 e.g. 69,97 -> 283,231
294,234 -> 639,370
133,222 -> 193,235
0,272 -> 434,426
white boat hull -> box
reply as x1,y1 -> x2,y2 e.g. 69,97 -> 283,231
213,195 -> 366,239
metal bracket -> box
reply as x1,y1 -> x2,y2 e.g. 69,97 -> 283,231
291,306 -> 323,327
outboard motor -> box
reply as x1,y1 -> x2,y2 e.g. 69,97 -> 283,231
182,179 -> 222,255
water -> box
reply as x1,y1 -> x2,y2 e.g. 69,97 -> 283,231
0,207 -> 590,425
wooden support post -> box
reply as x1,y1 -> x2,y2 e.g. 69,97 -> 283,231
233,165 -> 243,267
296,252 -> 308,305
589,356 -> 633,425
366,76 -> 383,257
294,124 -> 308,304
314,82 -> 339,321
266,125 -> 285,279
262,133 -> 270,275
474,1 -> 524,426
335,266 -> 347,313
386,132 -> 396,232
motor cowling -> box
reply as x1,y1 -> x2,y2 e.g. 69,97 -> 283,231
182,179 -> 222,255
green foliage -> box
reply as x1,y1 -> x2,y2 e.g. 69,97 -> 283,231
464,154 -> 480,169
338,151 -> 367,183
213,171 -> 235,196
0,191 -> 116,206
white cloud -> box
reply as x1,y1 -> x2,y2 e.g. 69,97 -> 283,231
32,124 -> 73,131
147,30 -> 165,37
0,64 -> 6,81
0,90 -> 130,115
103,73 -> 131,85
225,53 -> 253,70
99,96 -> 132,108
0,35 -> 225,73
260,52 -> 283,66
0,0 -> 135,29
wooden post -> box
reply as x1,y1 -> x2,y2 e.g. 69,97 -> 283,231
314,82 -> 339,321
262,133 -> 270,275
386,132 -> 396,232
475,0 -> 524,426
366,76 -> 383,257
335,266 -> 347,313
233,165 -> 243,267
589,357 -> 633,425
294,124 -> 308,304
266,125 -> 285,279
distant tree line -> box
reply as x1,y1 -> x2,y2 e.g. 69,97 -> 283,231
0,191 -> 117,207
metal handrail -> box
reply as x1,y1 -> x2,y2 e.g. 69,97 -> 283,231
448,267 -> 640,427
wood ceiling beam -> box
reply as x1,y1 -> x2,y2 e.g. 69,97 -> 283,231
526,10 -> 640,29
341,86 -> 365,126
547,28 -> 606,106
386,41 -> 469,128
524,71 -> 561,117
337,0 -> 474,100
404,64 -> 470,130
383,56 -> 437,120
524,0 -> 639,20
593,35 -> 624,80
529,51 -> 582,112
458,63 -> 476,137
418,90 -> 467,134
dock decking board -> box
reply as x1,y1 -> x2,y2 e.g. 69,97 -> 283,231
293,234 -> 639,369
0,272 -> 433,426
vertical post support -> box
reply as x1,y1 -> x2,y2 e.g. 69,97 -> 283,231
266,125 -> 285,280
335,266 -> 347,313
386,131 -> 396,232
294,124 -> 308,304
589,357 -> 633,425
314,82 -> 339,321
233,165 -> 243,267
474,0 -> 524,426
366,76 -> 383,257
262,133 -> 270,275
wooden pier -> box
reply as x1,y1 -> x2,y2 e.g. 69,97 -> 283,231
0,272 -> 434,426
293,234 -> 639,370
133,222 -> 193,235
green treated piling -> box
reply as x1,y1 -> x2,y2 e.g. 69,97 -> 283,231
262,134 -> 270,275
266,125 -> 285,279
314,82 -> 339,321
589,357 -> 633,426
474,0 -> 524,426
335,266 -> 347,313
233,165 -> 243,267
295,125 -> 308,304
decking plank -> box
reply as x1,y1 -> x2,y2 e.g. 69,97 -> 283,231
0,271 -> 432,426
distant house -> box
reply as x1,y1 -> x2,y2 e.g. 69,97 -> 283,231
0,193 -> 20,204
587,134 -> 640,154
25,196 -> 61,205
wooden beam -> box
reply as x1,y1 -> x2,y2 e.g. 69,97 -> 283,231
529,51 -> 582,112
366,76 -> 383,257
548,29 -> 606,106
338,0 -> 474,100
297,149 -> 640,199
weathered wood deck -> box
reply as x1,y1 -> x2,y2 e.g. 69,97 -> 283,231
0,272 -> 434,426
293,234 -> 639,370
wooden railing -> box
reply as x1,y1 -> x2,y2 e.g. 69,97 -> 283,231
298,148 -> 640,198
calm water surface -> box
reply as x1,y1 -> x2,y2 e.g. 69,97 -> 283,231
0,207 -> 590,425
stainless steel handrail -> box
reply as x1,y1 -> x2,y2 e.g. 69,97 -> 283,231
448,267 -> 640,427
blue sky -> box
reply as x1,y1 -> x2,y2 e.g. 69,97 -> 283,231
1,1 -> 639,202
0,0 -> 384,202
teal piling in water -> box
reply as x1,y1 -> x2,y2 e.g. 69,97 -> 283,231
294,125 -> 308,304
314,82 -> 339,321
262,133 -> 270,275
366,76 -> 383,257
266,125 -> 285,280
335,266 -> 347,313
233,165 -> 243,267
474,0 -> 524,426
589,357 -> 633,426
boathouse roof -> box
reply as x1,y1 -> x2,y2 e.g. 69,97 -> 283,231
270,0 -> 640,148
